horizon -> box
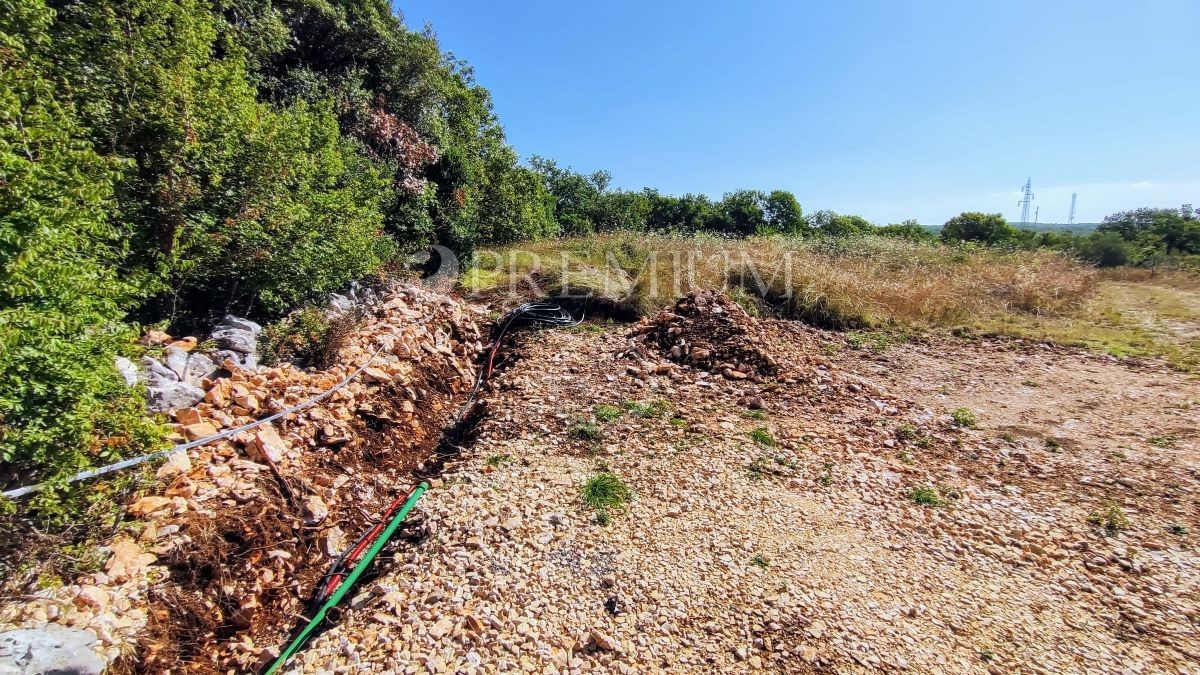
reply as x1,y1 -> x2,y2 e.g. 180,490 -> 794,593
398,0 -> 1200,225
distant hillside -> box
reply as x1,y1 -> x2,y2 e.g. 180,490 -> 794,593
1013,222 -> 1100,234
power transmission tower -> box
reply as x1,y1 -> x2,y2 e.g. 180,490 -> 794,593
1034,206 -> 1039,225
1017,178 -> 1034,225
1068,193 -> 1077,225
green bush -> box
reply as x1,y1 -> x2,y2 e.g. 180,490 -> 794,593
941,212 -> 1015,245
260,308 -> 360,369
0,3 -> 164,515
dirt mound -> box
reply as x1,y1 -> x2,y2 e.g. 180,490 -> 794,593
630,289 -> 778,380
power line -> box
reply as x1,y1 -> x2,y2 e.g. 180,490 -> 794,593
1017,178 -> 1035,225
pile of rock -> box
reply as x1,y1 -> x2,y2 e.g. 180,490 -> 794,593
0,284 -> 486,672
117,315 -> 264,412
628,289 -> 779,381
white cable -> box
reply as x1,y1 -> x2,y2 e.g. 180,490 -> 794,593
2,339 -> 393,500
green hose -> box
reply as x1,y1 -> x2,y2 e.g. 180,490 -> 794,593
265,481 -> 428,675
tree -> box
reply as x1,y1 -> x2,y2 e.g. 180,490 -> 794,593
1099,207 -> 1200,255
718,190 -> 767,236
940,212 -> 1016,245
876,220 -> 935,242
763,190 -> 804,234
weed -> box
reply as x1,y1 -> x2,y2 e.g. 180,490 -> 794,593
1148,435 -> 1178,448
744,409 -> 768,421
486,454 -> 513,467
669,416 -> 687,428
749,427 -> 776,447
979,647 -> 996,663
1088,502 -> 1130,536
896,424 -> 918,441
896,450 -> 915,464
820,341 -> 841,355
950,408 -> 977,428
593,404 -> 622,422
818,461 -> 834,486
748,457 -> 768,481
751,554 -> 770,569
623,400 -> 670,418
1000,432 -> 1016,443
582,472 -> 631,524
260,307 -> 359,369
570,421 -> 603,441
846,330 -> 894,352
1044,437 -> 1061,451
908,486 -> 944,507
1167,523 -> 1189,536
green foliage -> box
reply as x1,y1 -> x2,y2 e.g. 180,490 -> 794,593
259,307 -> 358,368
1098,207 -> 1200,254
1088,502 -> 1129,536
570,421 -> 603,441
1070,231 -> 1135,267
0,3 -> 165,498
908,486 -> 944,506
950,408 -> 977,428
876,220 -> 936,242
593,404 -> 622,422
581,471 -> 630,523
749,427 -> 776,447
763,190 -> 804,234
941,212 -> 1016,245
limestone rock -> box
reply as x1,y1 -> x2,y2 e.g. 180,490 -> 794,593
0,625 -> 105,675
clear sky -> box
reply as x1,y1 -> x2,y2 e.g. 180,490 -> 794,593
397,1 -> 1200,225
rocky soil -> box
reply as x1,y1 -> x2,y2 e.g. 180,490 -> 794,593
292,296 -> 1200,674
2,289 -> 1198,674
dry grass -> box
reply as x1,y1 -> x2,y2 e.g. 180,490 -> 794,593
462,232 -> 1098,329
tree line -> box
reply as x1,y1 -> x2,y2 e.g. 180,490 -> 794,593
1,0 -> 1197,508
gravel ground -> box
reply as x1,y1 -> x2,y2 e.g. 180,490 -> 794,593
295,316 -> 1200,674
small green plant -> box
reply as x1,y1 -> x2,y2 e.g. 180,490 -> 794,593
749,427 -> 776,447
818,461 -> 834,486
486,454 -> 513,467
593,404 -> 622,422
669,416 -> 687,428
979,647 -> 996,663
1147,435 -> 1177,448
950,408 -> 977,428
846,330 -> 892,352
1000,432 -> 1016,443
750,554 -> 769,569
908,486 -> 944,507
895,424 -> 917,441
1044,437 -> 1061,451
1167,523 -> 1188,536
260,307 -> 359,368
896,450 -> 914,464
570,421 -> 603,441
747,457 -> 767,481
744,409 -> 767,421
623,399 -> 671,418
1088,502 -> 1130,536
820,341 -> 841,355
582,472 -> 631,524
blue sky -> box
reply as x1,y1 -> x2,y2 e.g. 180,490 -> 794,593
398,1 -> 1200,225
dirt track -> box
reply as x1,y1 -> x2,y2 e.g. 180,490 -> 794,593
297,311 -> 1200,674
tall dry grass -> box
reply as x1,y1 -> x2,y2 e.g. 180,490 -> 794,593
462,232 -> 1098,329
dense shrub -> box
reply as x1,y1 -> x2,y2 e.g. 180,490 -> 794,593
941,212 -> 1016,245
0,2 -> 163,508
